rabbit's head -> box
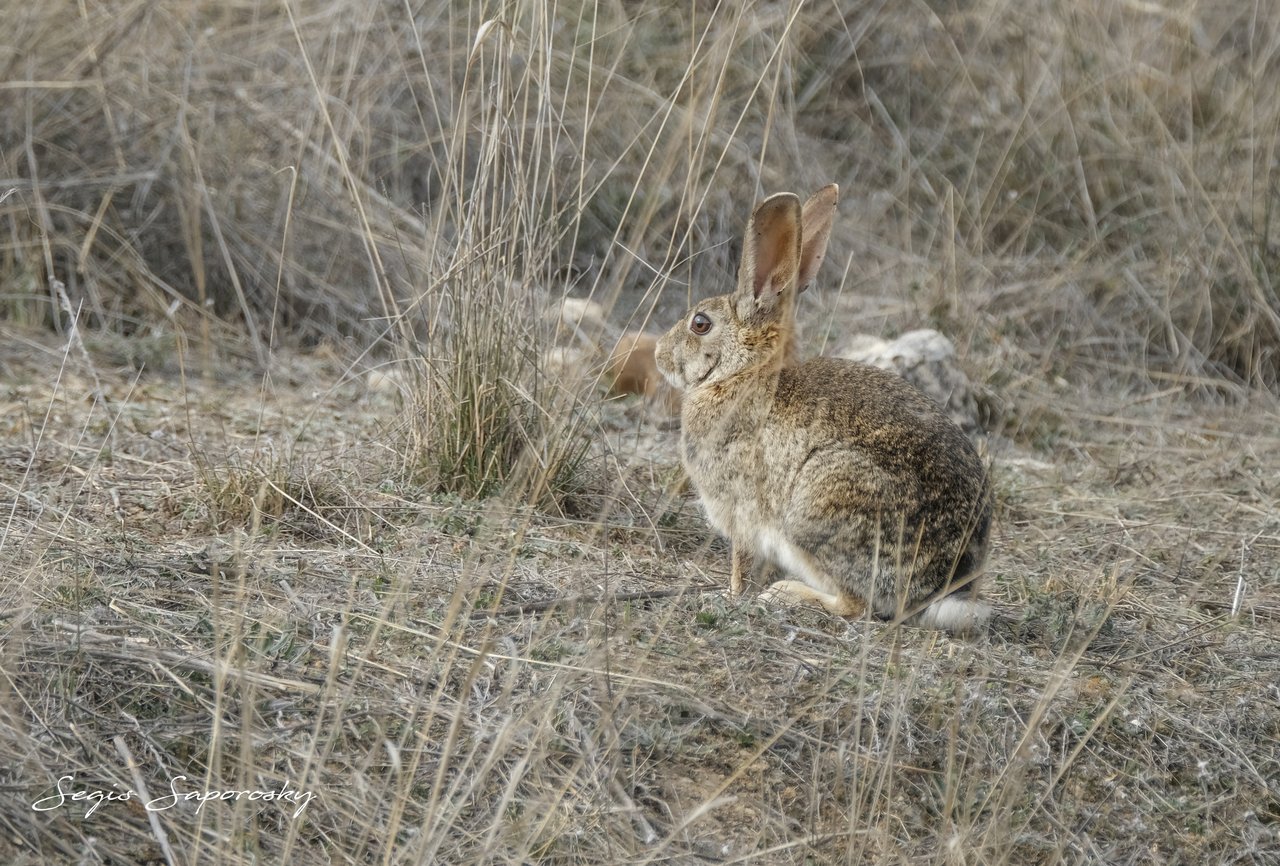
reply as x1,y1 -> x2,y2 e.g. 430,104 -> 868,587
656,184 -> 837,390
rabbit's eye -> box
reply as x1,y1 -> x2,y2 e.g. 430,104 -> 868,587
690,312 -> 712,336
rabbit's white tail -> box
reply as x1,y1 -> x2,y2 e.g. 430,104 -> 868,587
915,593 -> 991,634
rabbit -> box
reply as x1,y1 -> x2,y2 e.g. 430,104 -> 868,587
654,184 -> 992,633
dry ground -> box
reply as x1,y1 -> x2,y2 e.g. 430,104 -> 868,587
1,320 -> 1276,865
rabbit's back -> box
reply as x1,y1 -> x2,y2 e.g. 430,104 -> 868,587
775,357 -> 982,490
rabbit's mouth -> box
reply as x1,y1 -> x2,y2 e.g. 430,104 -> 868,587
658,360 -> 693,390
654,329 -> 717,390
665,352 -> 716,390
690,363 -> 716,388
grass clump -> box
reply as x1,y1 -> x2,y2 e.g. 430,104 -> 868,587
396,13 -> 594,509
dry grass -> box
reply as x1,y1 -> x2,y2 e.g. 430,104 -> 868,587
2,333 -> 1276,864
2,0 -> 1280,864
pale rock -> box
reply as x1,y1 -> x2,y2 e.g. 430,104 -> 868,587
838,329 -> 981,433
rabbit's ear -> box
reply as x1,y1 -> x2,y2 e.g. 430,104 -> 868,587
797,184 -> 838,294
735,192 -> 802,319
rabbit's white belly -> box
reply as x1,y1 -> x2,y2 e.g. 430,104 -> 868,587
688,432 -> 840,596
695,467 -> 841,595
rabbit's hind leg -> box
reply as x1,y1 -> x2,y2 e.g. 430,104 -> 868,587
758,580 -> 867,619
752,527 -> 868,618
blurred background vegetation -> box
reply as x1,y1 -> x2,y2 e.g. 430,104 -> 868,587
4,0 -> 1277,389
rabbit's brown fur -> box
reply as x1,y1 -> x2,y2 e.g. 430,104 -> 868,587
655,185 -> 991,632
